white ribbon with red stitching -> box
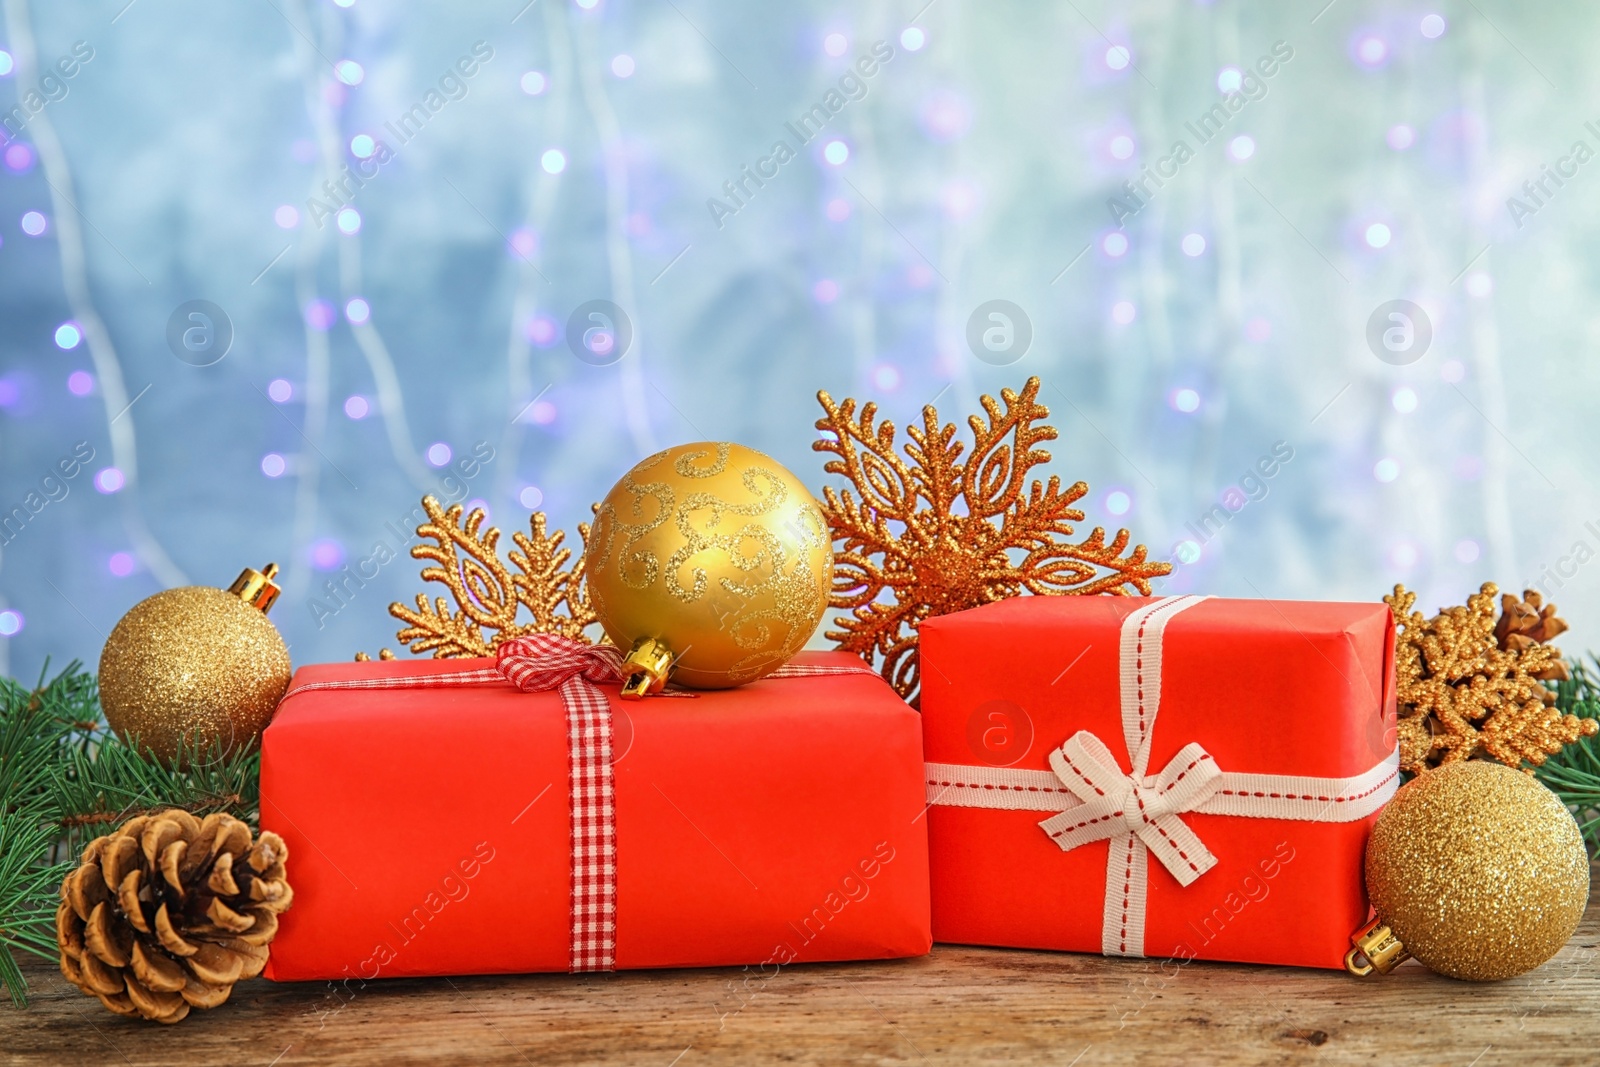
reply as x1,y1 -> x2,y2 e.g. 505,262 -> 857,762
924,594 -> 1399,958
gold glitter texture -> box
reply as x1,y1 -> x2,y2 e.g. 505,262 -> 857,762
1366,760 -> 1589,981
585,442 -> 831,689
813,376 -> 1171,703
1386,582 -> 1595,773
388,495 -> 597,657
99,586 -> 290,763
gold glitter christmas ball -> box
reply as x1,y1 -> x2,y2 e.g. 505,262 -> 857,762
586,442 -> 831,694
1365,761 -> 1589,981
98,565 -> 291,763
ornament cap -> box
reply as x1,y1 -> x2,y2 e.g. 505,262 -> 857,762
1344,917 -> 1412,977
618,636 -> 673,700
228,562 -> 282,614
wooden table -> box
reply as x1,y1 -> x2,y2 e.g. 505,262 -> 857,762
4,900 -> 1597,1066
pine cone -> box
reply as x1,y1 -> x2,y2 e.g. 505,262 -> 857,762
55,809 -> 292,1023
1496,590 -> 1571,683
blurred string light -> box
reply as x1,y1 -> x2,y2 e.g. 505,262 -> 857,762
310,539 -> 344,570
0,611 -> 23,637
825,197 -> 851,221
350,133 -> 376,158
304,299 -> 336,331
268,378 -> 294,402
95,468 -> 125,494
519,486 -> 544,509
4,143 -> 34,172
1170,387 -> 1201,413
1102,231 -> 1129,257
54,321 -> 82,348
1391,386 -> 1418,413
1104,44 -> 1130,71
1105,490 -> 1132,516
823,139 -> 849,165
1354,34 -> 1389,68
523,314 -> 557,345
870,364 -> 901,391
1374,457 -> 1400,482
1440,359 -> 1466,383
1109,134 -> 1135,160
1420,13 -> 1448,39
1111,300 -> 1137,325
0,49 -> 13,76
610,54 -> 635,78
20,210 -> 46,235
426,442 -> 452,467
1465,271 -> 1493,298
824,33 -> 848,57
1216,66 -> 1242,92
813,278 -> 840,303
509,227 -> 537,258
345,297 -> 371,324
1386,123 -> 1415,150
336,207 -> 361,234
900,27 -> 926,52
1455,539 -> 1480,563
1227,135 -> 1255,161
261,453 -> 287,478
521,70 -> 547,95
108,552 -> 136,578
275,204 -> 300,228
67,371 -> 93,396
1364,222 -> 1391,248
541,148 -> 567,173
344,395 -> 369,419
334,59 -> 364,85
1181,233 -> 1206,257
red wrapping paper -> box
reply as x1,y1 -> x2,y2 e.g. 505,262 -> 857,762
920,596 -> 1396,969
261,651 -> 930,981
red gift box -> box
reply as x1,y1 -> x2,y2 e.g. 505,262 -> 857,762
260,643 -> 930,981
920,594 -> 1397,970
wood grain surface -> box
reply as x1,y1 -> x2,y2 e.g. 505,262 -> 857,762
4,899 -> 1597,1067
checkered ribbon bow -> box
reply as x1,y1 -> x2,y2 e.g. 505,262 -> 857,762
495,633 -> 628,692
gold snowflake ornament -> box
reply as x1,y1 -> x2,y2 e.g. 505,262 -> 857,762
376,494 -> 597,658
813,376 -> 1171,703
1385,582 -> 1594,773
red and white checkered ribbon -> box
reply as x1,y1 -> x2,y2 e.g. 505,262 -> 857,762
924,595 -> 1399,958
283,635 -> 874,972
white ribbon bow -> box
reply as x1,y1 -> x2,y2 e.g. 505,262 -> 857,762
1040,732 -> 1221,887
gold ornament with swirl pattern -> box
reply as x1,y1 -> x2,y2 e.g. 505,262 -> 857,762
586,442 -> 831,696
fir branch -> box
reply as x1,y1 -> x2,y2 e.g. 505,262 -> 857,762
50,734 -> 261,858
0,811 -> 72,1006
1538,656 -> 1600,854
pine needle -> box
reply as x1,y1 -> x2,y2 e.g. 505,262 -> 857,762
1537,657 -> 1600,853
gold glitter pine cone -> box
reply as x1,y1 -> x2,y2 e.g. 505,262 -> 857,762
1360,761 -> 1588,981
56,809 -> 293,1023
1384,582 -> 1594,774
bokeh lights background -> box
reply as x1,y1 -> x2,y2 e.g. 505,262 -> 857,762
0,0 -> 1594,674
